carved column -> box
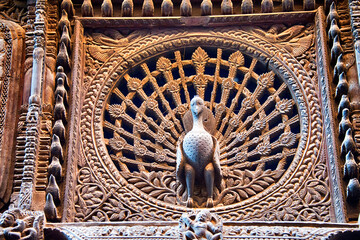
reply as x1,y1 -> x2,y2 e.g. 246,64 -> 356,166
18,0 -> 48,210
0,20 -> 25,210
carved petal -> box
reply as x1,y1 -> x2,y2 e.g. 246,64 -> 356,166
278,132 -> 296,147
228,51 -> 245,67
192,47 -> 209,73
109,104 -> 125,119
276,99 -> 293,114
156,57 -> 172,72
127,77 -> 142,91
109,136 -> 127,151
257,72 -> 275,88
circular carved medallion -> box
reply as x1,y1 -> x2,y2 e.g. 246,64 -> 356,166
79,28 -> 323,221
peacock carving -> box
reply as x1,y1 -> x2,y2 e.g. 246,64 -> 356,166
176,96 -> 222,208
103,47 -> 300,208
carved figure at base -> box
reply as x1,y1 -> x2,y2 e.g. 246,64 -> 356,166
177,96 -> 222,208
0,209 -> 40,240
179,210 -> 223,240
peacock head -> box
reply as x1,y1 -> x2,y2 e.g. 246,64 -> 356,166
190,95 -> 204,117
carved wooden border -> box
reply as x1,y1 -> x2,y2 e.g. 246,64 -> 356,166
315,8 -> 346,223
46,221 -> 360,240
0,19 -> 25,209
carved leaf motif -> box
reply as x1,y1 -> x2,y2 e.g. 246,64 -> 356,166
241,97 -> 254,109
223,194 -> 236,205
127,172 -> 176,203
235,152 -> 247,162
127,77 -> 142,91
236,132 -> 247,142
278,132 -> 296,147
276,99 -> 293,114
228,51 -> 244,67
192,47 -> 209,73
156,57 -> 172,72
257,72 -> 275,88
109,136 -> 127,151
256,142 -> 271,155
108,104 -> 125,119
252,119 -> 266,131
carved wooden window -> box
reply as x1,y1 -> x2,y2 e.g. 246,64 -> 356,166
62,12 -> 345,223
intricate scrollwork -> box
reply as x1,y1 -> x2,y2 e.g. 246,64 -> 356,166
74,25 -> 329,222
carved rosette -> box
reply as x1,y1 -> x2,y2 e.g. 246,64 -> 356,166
74,26 -> 330,222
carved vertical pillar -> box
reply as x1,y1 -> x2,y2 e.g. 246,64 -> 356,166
62,19 -> 83,222
30,47 -> 44,105
18,0 -> 48,210
0,20 -> 25,210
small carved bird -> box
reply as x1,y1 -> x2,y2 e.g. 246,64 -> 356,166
333,54 -> 345,83
51,134 -> 63,161
180,0 -> 192,16
44,193 -> 58,222
56,42 -> 70,71
53,119 -> 66,144
338,95 -> 350,119
46,174 -> 60,204
341,128 -> 355,157
101,0 -> 113,17
201,0 -> 213,16
58,9 -> 71,34
326,2 -> 339,28
344,151 -> 358,179
81,0 -> 94,17
347,178 -> 360,202
60,25 -> 71,52
331,35 -> 343,66
221,0 -> 233,15
339,108 -> 352,139
328,19 -> 340,45
122,0 -> 134,17
161,0 -> 174,16
48,156 -> 62,181
241,0 -> 253,14
261,0 -> 273,13
61,0 -> 75,19
56,66 -> 69,89
142,0 -> 154,17
54,95 -> 67,123
282,0 -> 293,12
335,72 -> 349,100
55,77 -> 68,105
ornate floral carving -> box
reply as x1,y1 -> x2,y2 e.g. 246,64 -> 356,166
73,25 -> 330,222
52,223 -> 360,240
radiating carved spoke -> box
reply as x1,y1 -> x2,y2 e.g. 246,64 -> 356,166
103,47 -> 300,207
